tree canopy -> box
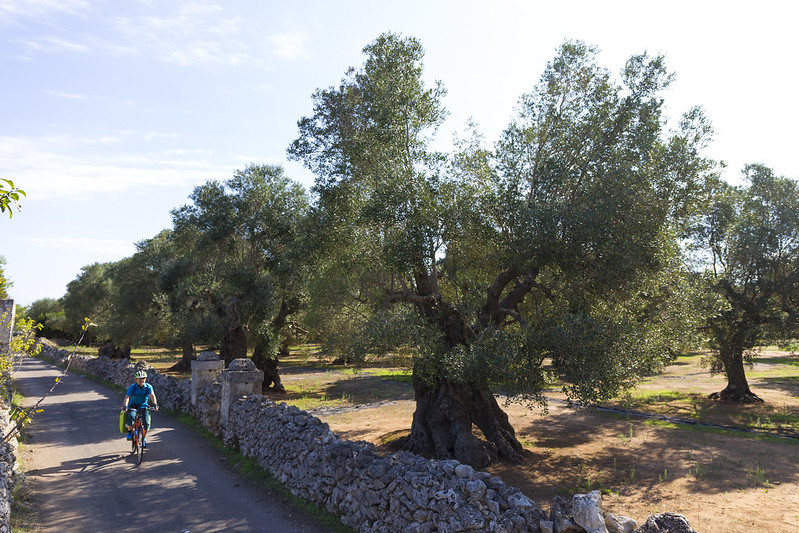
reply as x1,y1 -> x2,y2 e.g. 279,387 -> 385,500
689,164 -> 799,401
289,35 -> 712,466
162,164 -> 309,381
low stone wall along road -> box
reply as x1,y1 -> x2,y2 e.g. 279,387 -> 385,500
15,356 -> 333,533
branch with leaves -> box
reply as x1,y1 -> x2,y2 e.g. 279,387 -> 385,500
0,179 -> 25,218
2,318 -> 94,444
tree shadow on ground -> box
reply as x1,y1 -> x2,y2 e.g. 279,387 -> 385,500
753,375 -> 799,396
489,403 -> 799,507
324,375 -> 414,404
265,373 -> 414,406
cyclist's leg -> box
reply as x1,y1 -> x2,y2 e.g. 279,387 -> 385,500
141,409 -> 150,442
125,406 -> 139,430
125,407 -> 138,438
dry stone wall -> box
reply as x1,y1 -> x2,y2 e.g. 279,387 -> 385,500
0,401 -> 18,533
38,340 -> 191,413
32,343 -> 696,533
0,300 -> 19,533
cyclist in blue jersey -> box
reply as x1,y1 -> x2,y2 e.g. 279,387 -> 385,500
122,370 -> 159,447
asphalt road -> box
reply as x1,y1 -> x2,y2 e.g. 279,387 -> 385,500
14,356 -> 337,533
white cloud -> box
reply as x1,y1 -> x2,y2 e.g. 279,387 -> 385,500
114,2 -> 253,67
21,35 -> 91,53
270,31 -> 309,61
5,1 -> 254,66
3,2 -> 307,69
42,89 -> 85,100
162,40 -> 246,67
143,132 -> 180,141
19,235 -> 137,256
0,0 -> 90,27
0,134 -> 245,200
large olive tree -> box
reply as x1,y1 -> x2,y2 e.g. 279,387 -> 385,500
290,35 -> 709,467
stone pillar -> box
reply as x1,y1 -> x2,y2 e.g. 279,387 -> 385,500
190,351 -> 224,407
220,358 -> 264,427
0,300 -> 14,356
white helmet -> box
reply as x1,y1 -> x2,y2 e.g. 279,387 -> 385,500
135,370 -> 147,379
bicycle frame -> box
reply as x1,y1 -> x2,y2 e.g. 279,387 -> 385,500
128,407 -> 150,464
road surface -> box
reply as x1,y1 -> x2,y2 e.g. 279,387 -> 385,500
14,356 -> 337,532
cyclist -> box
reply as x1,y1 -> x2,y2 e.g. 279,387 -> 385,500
122,370 -> 159,447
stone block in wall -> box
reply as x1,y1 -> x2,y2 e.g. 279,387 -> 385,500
220,358 -> 263,427
191,351 -> 223,406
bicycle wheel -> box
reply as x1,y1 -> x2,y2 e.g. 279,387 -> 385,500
131,427 -> 138,455
136,428 -> 144,464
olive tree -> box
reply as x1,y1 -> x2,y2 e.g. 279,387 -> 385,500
690,165 -> 799,402
290,35 -> 710,467
167,164 -> 309,386
23,298 -> 70,339
62,262 -> 113,344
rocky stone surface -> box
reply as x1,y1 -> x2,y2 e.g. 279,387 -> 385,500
550,495 -> 581,532
0,400 -> 18,533
632,513 -> 697,533
572,491 -> 607,533
605,513 -> 637,533
223,395 -> 550,532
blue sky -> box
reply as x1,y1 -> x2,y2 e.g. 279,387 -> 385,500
1,0 -> 797,307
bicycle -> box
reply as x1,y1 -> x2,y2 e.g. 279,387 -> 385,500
126,406 -> 154,464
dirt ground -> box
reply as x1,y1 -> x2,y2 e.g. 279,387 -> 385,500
268,350 -> 799,532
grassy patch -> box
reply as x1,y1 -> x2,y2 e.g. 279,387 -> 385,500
10,471 -> 40,533
8,390 -> 41,532
626,389 -> 694,405
639,418 -> 796,443
287,393 -> 353,411
671,353 -> 705,365
285,343 -> 327,363
617,389 -> 707,421
343,367 -> 413,383
757,356 -> 799,367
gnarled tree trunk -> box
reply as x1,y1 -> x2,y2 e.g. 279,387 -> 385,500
169,341 -> 195,372
252,343 -> 285,392
709,341 -> 763,403
709,290 -> 765,403
401,374 -> 523,468
98,342 -> 131,359
220,324 -> 247,366
397,274 -> 525,467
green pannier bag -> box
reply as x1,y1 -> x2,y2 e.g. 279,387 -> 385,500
119,410 -> 125,434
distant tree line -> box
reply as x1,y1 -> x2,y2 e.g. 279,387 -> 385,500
15,34 -> 799,466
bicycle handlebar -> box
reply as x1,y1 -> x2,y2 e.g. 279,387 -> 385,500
123,405 -> 158,411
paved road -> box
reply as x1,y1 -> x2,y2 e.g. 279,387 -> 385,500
14,356 -> 336,533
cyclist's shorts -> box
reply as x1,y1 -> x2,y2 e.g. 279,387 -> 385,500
126,406 -> 152,430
